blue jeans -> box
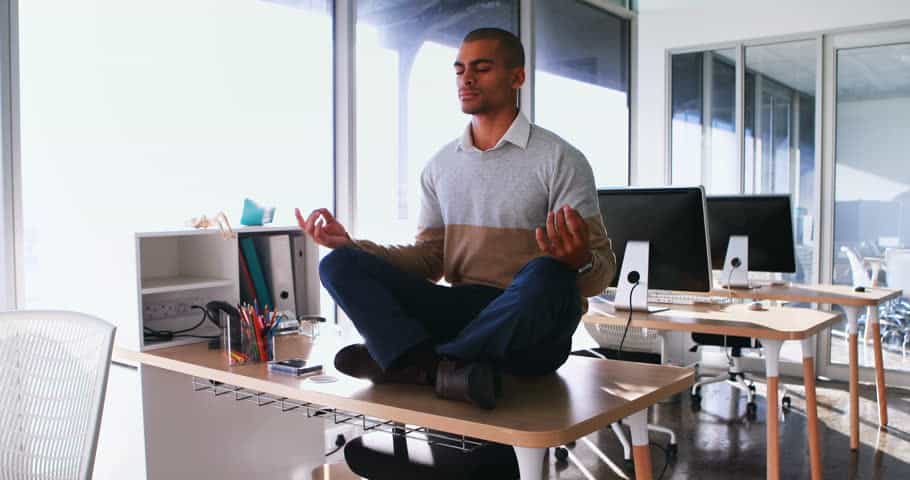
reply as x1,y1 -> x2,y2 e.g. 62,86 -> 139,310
319,246 -> 583,376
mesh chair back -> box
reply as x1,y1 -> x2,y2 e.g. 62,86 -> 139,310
0,311 -> 116,480
583,321 -> 660,354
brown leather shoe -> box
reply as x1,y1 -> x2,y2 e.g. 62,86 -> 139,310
434,360 -> 498,410
334,344 -> 432,385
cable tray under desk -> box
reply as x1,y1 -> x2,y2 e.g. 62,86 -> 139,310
190,377 -> 488,454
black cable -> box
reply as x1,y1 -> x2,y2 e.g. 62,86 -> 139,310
651,440 -> 672,480
617,282 -> 639,361
144,305 -> 219,341
324,443 -> 344,457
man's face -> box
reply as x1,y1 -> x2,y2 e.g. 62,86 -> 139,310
454,39 -> 524,115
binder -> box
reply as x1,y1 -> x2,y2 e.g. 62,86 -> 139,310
239,237 -> 272,310
238,249 -> 258,305
291,234 -> 320,317
254,234 -> 297,316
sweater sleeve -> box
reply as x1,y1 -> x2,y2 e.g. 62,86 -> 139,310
351,165 -> 445,282
548,144 -> 617,297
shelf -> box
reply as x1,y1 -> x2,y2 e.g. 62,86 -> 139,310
141,276 -> 233,295
142,336 -> 215,351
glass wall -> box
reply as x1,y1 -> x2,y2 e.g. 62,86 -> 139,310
745,40 -> 817,284
354,0 -> 519,245
832,42 -> 910,372
670,49 -> 738,193
534,0 -> 630,187
18,0 -> 334,311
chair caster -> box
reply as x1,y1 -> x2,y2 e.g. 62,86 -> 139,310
746,401 -> 758,419
565,440 -> 576,448
668,443 -> 678,458
782,396 -> 791,412
690,395 -> 702,412
748,384 -> 756,393
690,386 -> 701,398
554,447 -> 569,463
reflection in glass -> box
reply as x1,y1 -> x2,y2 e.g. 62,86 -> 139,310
745,40 -> 817,284
534,0 -> 630,187
832,42 -> 910,372
355,0 -> 518,245
670,49 -> 738,193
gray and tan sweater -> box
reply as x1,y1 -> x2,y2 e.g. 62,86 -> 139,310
355,113 -> 616,303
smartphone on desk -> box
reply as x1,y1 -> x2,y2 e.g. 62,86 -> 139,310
267,357 -> 322,376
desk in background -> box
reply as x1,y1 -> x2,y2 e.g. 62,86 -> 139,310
584,303 -> 840,480
713,283 -> 901,450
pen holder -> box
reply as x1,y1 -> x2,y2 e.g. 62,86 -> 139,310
224,316 -> 277,366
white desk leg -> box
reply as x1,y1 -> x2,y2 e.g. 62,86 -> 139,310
513,446 -> 546,480
802,336 -> 822,480
627,409 -> 654,480
762,339 -> 783,480
843,305 -> 861,450
867,305 -> 889,428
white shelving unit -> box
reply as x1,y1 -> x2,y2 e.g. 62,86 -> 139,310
130,225 -> 325,478
134,226 -> 321,351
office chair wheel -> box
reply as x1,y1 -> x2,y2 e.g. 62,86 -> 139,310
748,383 -> 756,393
690,394 -> 702,412
782,396 -> 791,412
554,447 -> 569,463
668,443 -> 678,457
746,401 -> 758,419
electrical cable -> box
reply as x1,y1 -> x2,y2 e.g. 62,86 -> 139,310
651,440 -> 672,480
143,305 -> 220,341
617,281 -> 639,360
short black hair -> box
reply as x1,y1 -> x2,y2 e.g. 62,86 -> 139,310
463,28 -> 525,69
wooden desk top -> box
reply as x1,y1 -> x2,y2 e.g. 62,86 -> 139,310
584,303 -> 841,340
709,283 -> 901,306
115,336 -> 693,448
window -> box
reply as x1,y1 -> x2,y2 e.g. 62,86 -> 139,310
354,0 -> 519,245
18,0 -> 334,308
670,40 -> 817,282
670,49 -> 738,193
534,0 -> 631,187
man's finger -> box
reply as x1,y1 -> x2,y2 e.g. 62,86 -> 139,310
304,210 -> 321,234
556,208 -> 570,240
564,207 -> 587,241
535,227 -> 552,254
318,208 -> 339,225
295,208 -> 306,228
546,211 -> 564,251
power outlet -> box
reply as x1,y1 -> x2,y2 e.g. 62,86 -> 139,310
143,296 -> 207,322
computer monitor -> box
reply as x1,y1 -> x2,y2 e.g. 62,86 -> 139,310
597,187 -> 713,304
707,194 -> 796,278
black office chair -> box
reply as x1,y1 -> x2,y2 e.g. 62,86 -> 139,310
688,333 -> 777,419
343,428 -> 519,480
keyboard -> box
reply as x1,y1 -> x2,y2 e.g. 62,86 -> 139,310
599,289 -> 732,306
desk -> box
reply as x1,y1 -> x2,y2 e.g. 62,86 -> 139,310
712,284 -> 901,450
584,303 -> 840,480
115,335 -> 694,480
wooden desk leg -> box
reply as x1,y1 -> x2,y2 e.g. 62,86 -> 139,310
802,336 -> 822,480
867,305 -> 889,428
513,446 -> 546,480
627,409 -> 654,480
844,305 -> 861,450
763,339 -> 783,480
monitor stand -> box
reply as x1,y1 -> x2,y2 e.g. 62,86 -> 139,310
615,241 -> 670,313
719,235 -> 758,289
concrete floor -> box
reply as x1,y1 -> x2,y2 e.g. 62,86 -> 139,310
326,372 -> 910,479
539,374 -> 910,479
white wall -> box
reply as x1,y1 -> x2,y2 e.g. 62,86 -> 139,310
634,0 -> 910,185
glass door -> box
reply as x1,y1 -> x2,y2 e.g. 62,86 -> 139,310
819,27 -> 910,386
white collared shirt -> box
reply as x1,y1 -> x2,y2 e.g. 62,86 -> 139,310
456,111 -> 532,153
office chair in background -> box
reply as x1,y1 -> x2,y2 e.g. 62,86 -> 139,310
688,333 -> 769,419
0,311 -> 116,480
